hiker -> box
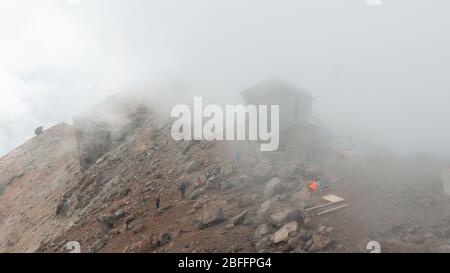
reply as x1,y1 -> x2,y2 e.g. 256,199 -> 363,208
233,152 -> 241,162
34,126 -> 44,136
308,177 -> 323,196
194,176 -> 205,189
178,180 -> 189,200
155,195 -> 161,210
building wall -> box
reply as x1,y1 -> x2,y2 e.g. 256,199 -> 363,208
247,91 -> 312,131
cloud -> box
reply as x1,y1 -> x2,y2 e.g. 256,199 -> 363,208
1,0 -> 450,156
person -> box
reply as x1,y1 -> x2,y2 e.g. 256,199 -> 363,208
308,176 -> 323,196
155,195 -> 161,210
233,152 -> 241,162
308,179 -> 318,192
194,176 -> 205,189
316,177 -> 323,195
178,180 -> 188,200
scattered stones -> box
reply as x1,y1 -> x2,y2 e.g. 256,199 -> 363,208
308,234 -> 332,252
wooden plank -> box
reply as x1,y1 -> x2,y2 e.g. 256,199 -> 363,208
316,204 -> 348,216
306,202 -> 335,212
322,194 -> 345,203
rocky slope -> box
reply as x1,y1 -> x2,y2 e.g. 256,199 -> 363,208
0,97 -> 342,253
0,123 -> 80,252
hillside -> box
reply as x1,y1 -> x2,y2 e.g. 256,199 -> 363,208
3,96 -> 450,253
0,98 -> 339,253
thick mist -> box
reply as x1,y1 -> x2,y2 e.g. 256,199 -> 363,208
1,0 -> 450,156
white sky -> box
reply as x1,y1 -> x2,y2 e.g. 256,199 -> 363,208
1,0 -> 450,156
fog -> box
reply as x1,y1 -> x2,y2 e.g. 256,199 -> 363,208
1,0 -> 450,156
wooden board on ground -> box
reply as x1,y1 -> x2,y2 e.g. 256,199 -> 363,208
306,194 -> 347,214
322,194 -> 345,203
316,204 -> 348,216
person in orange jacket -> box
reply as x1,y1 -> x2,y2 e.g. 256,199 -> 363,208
308,177 -> 323,195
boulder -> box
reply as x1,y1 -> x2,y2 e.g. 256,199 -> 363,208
304,167 -> 321,180
254,223 -> 273,239
202,207 -> 225,226
272,222 -> 298,244
255,236 -> 271,252
257,199 -> 273,218
190,188 -> 204,200
186,160 -> 201,173
286,209 -> 305,225
263,178 -> 285,200
269,209 -> 292,226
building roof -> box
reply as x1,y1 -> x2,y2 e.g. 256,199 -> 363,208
241,78 -> 314,103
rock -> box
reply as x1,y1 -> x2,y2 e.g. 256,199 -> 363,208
231,210 -> 248,225
118,223 -> 128,234
263,178 -> 285,200
202,207 -> 225,226
257,199 -> 273,218
55,199 -> 67,216
269,209 -> 292,226
242,217 -> 254,226
124,238 -> 155,253
192,219 -> 206,230
220,181 -> 232,191
96,214 -> 114,233
205,176 -> 221,190
304,167 -> 321,180
272,222 -> 298,244
254,223 -> 273,239
125,214 -> 136,224
89,239 -> 106,253
225,224 -> 235,230
221,164 -> 234,177
182,142 -> 194,154
287,237 -> 300,250
286,209 -> 305,225
318,225 -> 327,233
186,160 -> 201,173
403,234 -> 425,244
424,232 -> 435,240
158,233 -> 172,246
34,126 -> 44,136
190,188 -> 204,200
308,234 -> 332,252
253,163 -> 273,183
113,209 -> 125,219
237,197 -> 254,208
187,208 -> 196,215
255,236 -> 271,251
